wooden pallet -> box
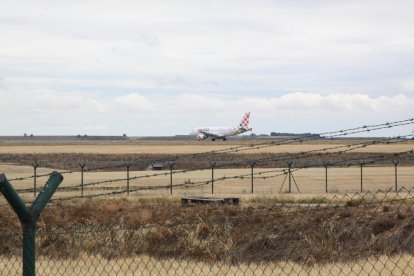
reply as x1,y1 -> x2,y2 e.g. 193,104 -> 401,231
181,197 -> 240,205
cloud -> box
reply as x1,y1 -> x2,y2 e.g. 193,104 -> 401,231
2,0 -> 414,97
114,93 -> 154,111
173,94 -> 226,112
0,90 -> 107,113
0,91 -> 413,135
1,1 -> 414,135
82,125 -> 109,132
399,79 -> 414,91
214,92 -> 414,114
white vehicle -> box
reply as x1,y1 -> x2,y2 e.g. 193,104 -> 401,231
191,112 -> 252,141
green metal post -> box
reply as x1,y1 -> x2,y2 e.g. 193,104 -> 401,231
23,224 -> 35,276
31,172 -> 64,214
0,172 -> 64,276
0,174 -> 30,221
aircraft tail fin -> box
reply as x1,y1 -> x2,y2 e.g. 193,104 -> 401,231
239,112 -> 251,130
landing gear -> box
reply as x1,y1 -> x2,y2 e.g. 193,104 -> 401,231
223,137 -> 227,141
212,138 -> 216,141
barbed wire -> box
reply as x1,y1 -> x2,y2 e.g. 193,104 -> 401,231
12,133 -> 414,195
1,148 -> 414,209
9,133 -> 410,195
217,134 -> 412,168
6,117 -> 414,182
256,149 -> 414,182
22,146 -> 414,204
320,117 -> 414,136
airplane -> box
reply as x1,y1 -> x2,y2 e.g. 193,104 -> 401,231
191,112 -> 252,141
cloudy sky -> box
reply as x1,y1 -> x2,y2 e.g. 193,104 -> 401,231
1,0 -> 414,136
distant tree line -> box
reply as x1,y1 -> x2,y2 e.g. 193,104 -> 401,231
270,132 -> 322,138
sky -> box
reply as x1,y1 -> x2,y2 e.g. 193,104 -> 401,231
1,0 -> 414,136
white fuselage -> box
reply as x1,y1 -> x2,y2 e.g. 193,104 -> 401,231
191,127 -> 246,139
191,112 -> 252,141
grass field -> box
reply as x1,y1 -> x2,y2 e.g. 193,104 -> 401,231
0,138 -> 413,200
1,163 -> 413,204
0,139 -> 413,154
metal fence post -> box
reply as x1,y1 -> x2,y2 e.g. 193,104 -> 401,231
126,163 -> 130,196
360,162 -> 365,192
288,162 -> 293,193
210,162 -> 216,194
393,159 -> 399,192
168,162 -> 175,195
32,161 -> 39,197
250,161 -> 256,194
0,172 -> 64,276
324,161 -> 329,193
80,163 -> 86,197
23,223 -> 35,276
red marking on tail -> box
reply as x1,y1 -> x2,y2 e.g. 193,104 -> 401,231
241,112 -> 250,130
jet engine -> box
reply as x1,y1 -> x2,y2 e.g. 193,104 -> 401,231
197,133 -> 207,141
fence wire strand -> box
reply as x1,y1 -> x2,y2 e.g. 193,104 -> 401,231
2,118 -> 414,274
6,117 -> 414,183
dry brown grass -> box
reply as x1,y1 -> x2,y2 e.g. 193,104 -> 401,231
2,199 -> 414,274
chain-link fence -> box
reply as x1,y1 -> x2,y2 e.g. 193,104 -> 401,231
1,188 -> 414,275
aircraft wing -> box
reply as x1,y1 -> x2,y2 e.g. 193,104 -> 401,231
198,130 -> 223,139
